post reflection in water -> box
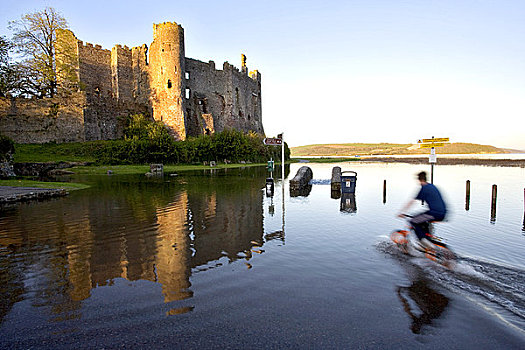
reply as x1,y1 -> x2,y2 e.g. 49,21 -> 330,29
0,169 -> 266,320
340,193 -> 357,213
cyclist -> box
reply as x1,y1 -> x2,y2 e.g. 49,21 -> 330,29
398,171 -> 447,250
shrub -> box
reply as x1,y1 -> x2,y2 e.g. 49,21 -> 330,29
0,134 -> 15,161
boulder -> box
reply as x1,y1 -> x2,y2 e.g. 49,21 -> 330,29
289,166 -> 313,190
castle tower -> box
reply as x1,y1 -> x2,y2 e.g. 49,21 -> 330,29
55,29 -> 81,93
149,22 -> 187,140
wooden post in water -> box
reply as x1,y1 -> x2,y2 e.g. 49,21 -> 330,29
490,184 -> 497,223
522,188 -> 525,233
383,180 -> 387,204
465,180 -> 470,211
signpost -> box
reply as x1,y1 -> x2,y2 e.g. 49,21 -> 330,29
419,143 -> 446,148
263,137 -> 282,146
264,133 -> 285,235
417,136 -> 450,183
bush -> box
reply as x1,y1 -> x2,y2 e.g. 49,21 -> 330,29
0,134 -> 15,161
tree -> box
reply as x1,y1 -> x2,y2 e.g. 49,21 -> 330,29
0,36 -> 13,97
8,7 -> 68,98
0,36 -> 9,96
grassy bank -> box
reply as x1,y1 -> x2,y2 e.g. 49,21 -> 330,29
0,179 -> 90,190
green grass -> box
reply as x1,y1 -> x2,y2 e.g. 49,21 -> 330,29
0,179 -> 90,190
14,142 -> 97,162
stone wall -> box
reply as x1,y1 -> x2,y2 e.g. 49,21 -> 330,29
0,94 -> 86,143
184,58 -> 226,136
184,58 -> 264,137
111,45 -> 134,103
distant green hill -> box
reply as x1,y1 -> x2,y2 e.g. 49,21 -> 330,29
290,142 -> 513,157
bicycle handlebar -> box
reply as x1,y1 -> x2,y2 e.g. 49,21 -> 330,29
398,213 -> 414,218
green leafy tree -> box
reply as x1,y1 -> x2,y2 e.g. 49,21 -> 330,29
124,114 -> 172,143
8,7 -> 68,98
0,36 -> 9,96
0,36 -> 18,97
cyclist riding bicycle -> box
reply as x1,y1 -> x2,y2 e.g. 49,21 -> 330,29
398,171 -> 447,250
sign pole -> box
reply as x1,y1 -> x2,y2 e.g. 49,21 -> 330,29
430,136 -> 435,184
431,151 -> 434,184
418,136 -> 449,183
281,132 -> 284,183
281,132 -> 285,235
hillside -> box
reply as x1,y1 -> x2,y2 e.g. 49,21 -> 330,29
290,142 -> 515,157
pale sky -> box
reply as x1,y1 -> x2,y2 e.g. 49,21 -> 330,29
1,0 -> 524,149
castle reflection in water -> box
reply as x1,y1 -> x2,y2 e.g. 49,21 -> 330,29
0,168 -> 275,319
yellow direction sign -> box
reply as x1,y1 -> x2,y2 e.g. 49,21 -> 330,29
420,143 -> 446,148
421,138 -> 449,143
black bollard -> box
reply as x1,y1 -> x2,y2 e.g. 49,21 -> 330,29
383,180 -> 387,204
523,188 -> 525,233
490,184 -> 497,223
465,180 -> 470,211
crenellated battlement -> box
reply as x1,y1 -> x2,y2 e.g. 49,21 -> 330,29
113,44 -> 131,51
153,21 -> 184,41
81,41 -> 111,53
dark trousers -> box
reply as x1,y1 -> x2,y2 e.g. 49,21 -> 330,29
410,213 -> 437,240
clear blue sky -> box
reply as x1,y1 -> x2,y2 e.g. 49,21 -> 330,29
2,0 -> 524,149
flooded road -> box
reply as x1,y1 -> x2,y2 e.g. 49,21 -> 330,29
1,163 -> 524,348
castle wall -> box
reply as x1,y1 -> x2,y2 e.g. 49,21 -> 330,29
0,94 -> 86,143
131,45 -> 151,107
230,65 -> 263,134
184,58 -> 264,137
77,42 -> 118,140
55,29 -> 81,93
184,58 -> 226,136
111,45 -> 133,103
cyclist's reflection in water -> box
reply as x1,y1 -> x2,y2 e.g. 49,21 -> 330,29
397,275 -> 449,334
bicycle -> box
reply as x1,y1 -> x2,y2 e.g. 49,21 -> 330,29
391,214 -> 457,269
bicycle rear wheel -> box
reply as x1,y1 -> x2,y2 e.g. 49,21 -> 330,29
427,245 -> 456,269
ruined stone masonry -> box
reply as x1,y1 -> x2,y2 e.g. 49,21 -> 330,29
0,22 -> 264,143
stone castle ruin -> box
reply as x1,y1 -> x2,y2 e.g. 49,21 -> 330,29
0,22 -> 264,143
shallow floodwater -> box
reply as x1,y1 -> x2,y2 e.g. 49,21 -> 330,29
1,162 -> 524,348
